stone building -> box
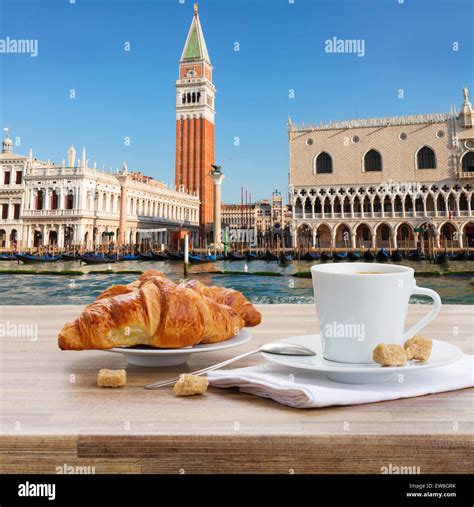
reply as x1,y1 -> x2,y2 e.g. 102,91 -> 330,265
288,87 -> 474,251
221,191 -> 290,241
0,134 -> 200,249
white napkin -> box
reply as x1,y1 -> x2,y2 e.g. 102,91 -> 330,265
207,355 -> 474,409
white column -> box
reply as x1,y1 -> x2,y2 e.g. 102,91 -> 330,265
8,198 -> 13,219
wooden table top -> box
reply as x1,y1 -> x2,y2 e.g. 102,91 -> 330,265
0,304 -> 472,474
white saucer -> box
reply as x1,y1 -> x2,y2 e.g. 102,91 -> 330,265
261,334 -> 463,383
105,329 -> 251,367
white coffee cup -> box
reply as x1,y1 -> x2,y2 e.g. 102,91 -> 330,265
311,262 -> 441,364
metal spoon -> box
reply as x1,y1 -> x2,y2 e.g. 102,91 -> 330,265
144,342 -> 316,389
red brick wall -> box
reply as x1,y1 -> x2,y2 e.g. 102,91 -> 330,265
175,117 -> 215,236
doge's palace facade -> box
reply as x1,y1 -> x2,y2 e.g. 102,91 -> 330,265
288,88 -> 474,251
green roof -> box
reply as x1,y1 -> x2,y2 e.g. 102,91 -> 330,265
181,13 -> 211,64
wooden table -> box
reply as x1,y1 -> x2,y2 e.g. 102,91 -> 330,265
0,304 -> 472,474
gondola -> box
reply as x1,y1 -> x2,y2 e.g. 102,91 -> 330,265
264,251 -> 279,261
363,251 -> 375,262
61,253 -> 80,261
376,248 -> 390,262
467,252 -> 474,261
245,252 -> 258,261
167,252 -> 184,261
80,253 -> 117,265
434,252 -> 448,264
0,253 -> 17,261
278,253 -> 293,264
118,253 -> 140,261
454,252 -> 466,261
391,251 -> 404,262
408,250 -> 422,261
333,252 -> 348,262
151,252 -> 169,261
228,252 -> 245,261
304,251 -> 321,261
138,252 -> 154,261
320,252 -> 332,262
348,251 -> 361,262
188,253 -> 217,263
15,253 -> 62,264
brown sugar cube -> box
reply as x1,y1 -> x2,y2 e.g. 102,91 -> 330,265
404,335 -> 433,362
97,368 -> 127,388
173,374 -> 209,396
373,344 -> 408,367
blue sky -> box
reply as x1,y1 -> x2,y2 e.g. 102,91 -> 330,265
0,0 -> 472,202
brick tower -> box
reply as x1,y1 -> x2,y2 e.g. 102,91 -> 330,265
175,3 -> 216,242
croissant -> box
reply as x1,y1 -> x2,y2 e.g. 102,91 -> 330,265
58,271 -> 257,350
184,279 -> 262,327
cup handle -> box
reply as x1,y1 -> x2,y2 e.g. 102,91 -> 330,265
403,286 -> 442,341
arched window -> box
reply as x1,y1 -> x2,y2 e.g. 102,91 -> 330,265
315,152 -> 333,174
51,190 -> 58,210
417,146 -> 437,169
364,149 -> 382,172
66,192 -> 74,210
182,94 -> 186,104
36,190 -> 44,210
461,152 -> 474,172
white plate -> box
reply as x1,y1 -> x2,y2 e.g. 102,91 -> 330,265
105,329 -> 251,367
262,334 -> 463,383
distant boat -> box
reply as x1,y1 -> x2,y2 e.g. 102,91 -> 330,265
279,253 -> 293,264
320,252 -> 332,262
245,252 -> 258,261
61,253 -> 80,261
151,252 -> 169,261
376,248 -> 390,262
434,252 -> 448,264
228,252 -> 245,261
189,253 -> 216,263
167,252 -> 184,260
454,252 -> 466,261
408,250 -> 422,261
333,252 -> 348,262
348,251 -> 361,262
391,251 -> 404,262
118,253 -> 140,261
138,252 -> 154,261
264,251 -> 279,261
0,253 -> 17,261
80,253 -> 116,265
304,251 -> 321,261
363,251 -> 375,262
16,253 -> 62,264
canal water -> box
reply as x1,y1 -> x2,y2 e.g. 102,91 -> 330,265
0,259 -> 472,305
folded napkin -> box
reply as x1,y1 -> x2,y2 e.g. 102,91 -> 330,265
207,355 -> 474,409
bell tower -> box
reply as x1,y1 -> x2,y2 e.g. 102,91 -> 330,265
175,3 -> 216,241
